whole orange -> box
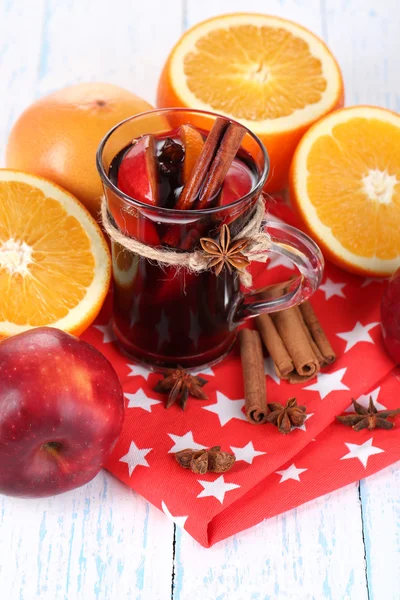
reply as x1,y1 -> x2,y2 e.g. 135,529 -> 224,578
6,83 -> 154,216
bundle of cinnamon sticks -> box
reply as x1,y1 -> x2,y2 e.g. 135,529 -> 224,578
256,300 -> 335,383
239,300 -> 335,424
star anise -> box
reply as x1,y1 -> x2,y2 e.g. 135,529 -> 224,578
200,224 -> 250,276
336,397 -> 400,431
174,446 -> 236,474
266,397 -> 307,434
153,366 -> 208,410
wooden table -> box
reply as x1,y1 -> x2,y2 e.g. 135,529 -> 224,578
1,1 -> 399,598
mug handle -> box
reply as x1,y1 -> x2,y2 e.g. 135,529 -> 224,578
235,220 -> 324,322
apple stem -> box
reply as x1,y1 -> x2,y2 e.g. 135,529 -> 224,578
44,444 -> 60,458
41,442 -> 69,473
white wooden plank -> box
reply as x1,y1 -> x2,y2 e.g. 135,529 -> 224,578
359,463 -> 400,599
0,471 -> 174,600
186,0 -> 325,37
323,0 -> 400,108
0,0 -> 46,164
35,0 -> 184,105
173,483 -> 368,600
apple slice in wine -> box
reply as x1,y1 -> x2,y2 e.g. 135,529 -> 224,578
118,134 -> 159,205
117,134 -> 161,245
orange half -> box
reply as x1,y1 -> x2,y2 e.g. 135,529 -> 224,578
290,106 -> 400,276
0,170 -> 111,338
157,13 -> 344,191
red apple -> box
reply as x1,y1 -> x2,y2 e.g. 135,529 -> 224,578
0,327 -> 124,498
381,268 -> 400,364
118,134 -> 159,205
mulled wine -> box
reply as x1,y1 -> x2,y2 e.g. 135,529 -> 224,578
97,109 -> 323,369
108,127 -> 257,245
108,122 -> 258,367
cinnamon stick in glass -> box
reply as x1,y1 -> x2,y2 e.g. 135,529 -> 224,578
175,117 -> 228,210
163,118 -> 245,248
196,123 -> 246,209
239,329 -> 269,424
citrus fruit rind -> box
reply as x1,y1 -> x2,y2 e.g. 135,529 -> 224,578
0,170 -> 111,338
6,83 -> 154,216
290,106 -> 400,277
157,13 -> 344,191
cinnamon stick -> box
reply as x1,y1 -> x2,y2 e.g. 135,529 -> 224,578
299,301 -> 336,364
294,306 -> 326,367
196,123 -> 246,209
255,295 -> 335,383
271,307 -> 320,380
255,313 -> 294,378
239,329 -> 268,424
175,117 -> 228,210
164,118 -> 246,248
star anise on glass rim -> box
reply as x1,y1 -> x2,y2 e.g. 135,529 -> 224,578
336,397 -> 400,431
153,366 -> 208,410
200,224 -> 250,276
266,397 -> 307,434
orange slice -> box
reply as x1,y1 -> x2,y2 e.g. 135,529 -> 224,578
0,170 -> 111,338
290,106 -> 400,276
180,124 -> 204,183
157,13 -> 344,192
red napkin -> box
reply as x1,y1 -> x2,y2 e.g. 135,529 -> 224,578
82,201 -> 399,547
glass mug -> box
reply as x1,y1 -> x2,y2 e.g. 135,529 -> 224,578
97,108 -> 324,369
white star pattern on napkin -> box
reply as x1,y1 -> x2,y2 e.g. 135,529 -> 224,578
340,438 -> 384,468
94,321 -> 116,343
319,278 -> 346,300
304,367 -> 349,399
267,253 -> 296,270
230,441 -> 266,464
119,441 -> 152,476
292,413 -> 314,432
202,392 -> 247,427
345,387 -> 386,412
198,367 -> 215,377
264,356 -> 280,384
197,475 -> 240,504
361,277 -> 385,287
125,389 -> 161,413
336,321 -> 379,352
127,363 -> 152,380
276,464 -> 308,483
161,501 -> 188,529
167,431 -> 205,454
